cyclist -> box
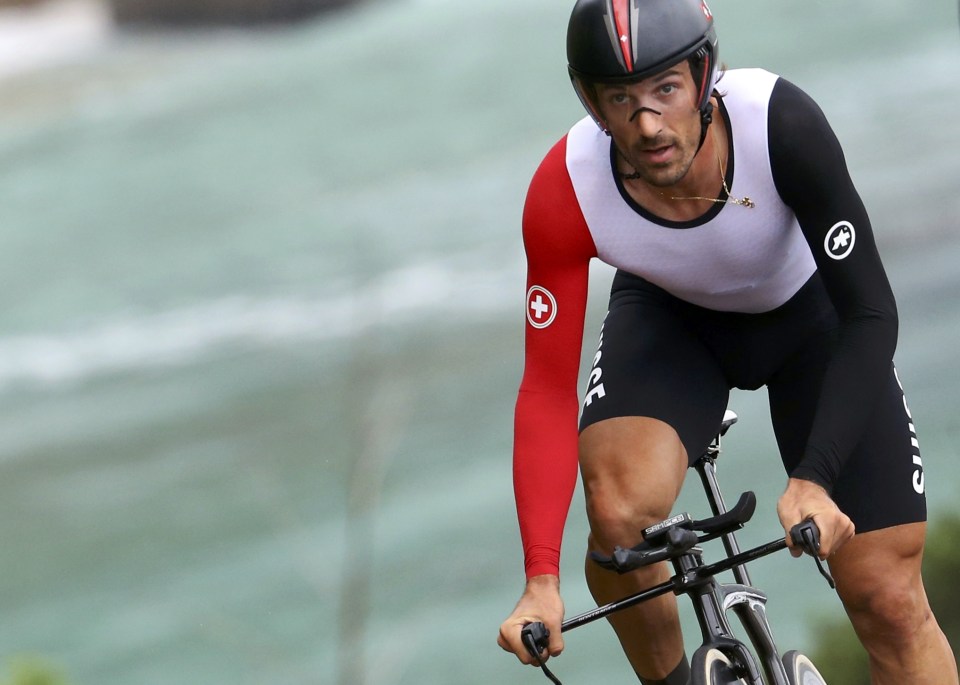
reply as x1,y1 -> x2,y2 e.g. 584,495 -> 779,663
497,1 -> 958,683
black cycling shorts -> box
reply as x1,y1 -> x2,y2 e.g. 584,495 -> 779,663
579,270 -> 927,534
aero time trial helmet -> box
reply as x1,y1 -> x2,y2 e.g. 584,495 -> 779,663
567,0 -> 719,133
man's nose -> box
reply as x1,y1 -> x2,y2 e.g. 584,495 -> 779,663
630,106 -> 662,136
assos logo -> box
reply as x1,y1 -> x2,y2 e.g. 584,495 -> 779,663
824,221 -> 856,260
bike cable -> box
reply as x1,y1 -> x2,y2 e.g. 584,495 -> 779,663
792,522 -> 836,589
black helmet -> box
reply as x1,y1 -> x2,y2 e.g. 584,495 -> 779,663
567,0 -> 719,131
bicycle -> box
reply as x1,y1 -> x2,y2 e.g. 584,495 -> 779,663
521,410 -> 834,685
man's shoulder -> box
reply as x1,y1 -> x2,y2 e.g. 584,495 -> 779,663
718,68 -> 795,136
718,68 -> 781,102
528,132 -> 571,189
528,117 -> 603,186
722,69 -> 824,115
523,121 -> 597,257
722,67 -> 780,83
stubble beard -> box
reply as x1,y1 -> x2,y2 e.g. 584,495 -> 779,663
620,132 -> 698,189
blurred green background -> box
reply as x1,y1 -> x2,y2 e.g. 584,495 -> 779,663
0,0 -> 958,683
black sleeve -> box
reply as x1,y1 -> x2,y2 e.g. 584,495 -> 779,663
768,77 -> 898,491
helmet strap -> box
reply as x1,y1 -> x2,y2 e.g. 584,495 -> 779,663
696,101 -> 714,153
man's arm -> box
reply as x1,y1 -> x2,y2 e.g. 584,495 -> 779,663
768,77 -> 899,491
500,135 -> 597,662
514,136 -> 597,578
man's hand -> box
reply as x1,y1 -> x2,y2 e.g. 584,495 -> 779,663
497,574 -> 565,665
777,477 -> 854,559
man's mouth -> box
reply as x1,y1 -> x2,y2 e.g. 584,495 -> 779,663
639,144 -> 673,164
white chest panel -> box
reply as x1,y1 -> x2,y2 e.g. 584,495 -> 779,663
565,69 -> 816,313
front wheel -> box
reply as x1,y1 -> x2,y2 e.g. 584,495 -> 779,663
691,647 -> 750,685
782,650 -> 828,685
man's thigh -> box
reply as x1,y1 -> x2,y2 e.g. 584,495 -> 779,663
770,358 -> 927,534
828,522 -> 927,618
832,367 -> 927,532
579,273 -> 730,468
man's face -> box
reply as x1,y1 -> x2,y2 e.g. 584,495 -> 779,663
593,61 -> 702,188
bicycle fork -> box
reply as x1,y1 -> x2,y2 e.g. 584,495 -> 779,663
723,584 -> 790,684
672,552 -> 764,684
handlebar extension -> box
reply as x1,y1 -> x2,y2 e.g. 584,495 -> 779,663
590,491 -> 757,574
588,492 -> 834,587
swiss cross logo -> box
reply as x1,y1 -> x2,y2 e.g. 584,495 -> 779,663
700,0 -> 712,20
526,286 -> 557,329
824,220 -> 856,260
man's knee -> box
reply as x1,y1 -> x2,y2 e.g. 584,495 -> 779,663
585,496 -> 675,553
842,572 -> 932,642
579,417 -> 686,552
831,524 -> 932,644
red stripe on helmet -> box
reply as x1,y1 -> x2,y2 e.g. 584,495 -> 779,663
611,0 -> 633,72
697,51 -> 711,104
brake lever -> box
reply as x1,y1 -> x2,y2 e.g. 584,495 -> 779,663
521,623 -> 562,685
790,520 -> 836,590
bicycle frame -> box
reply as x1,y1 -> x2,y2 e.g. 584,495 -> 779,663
689,424 -> 790,684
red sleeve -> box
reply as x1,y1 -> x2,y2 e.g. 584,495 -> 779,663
514,136 -> 598,579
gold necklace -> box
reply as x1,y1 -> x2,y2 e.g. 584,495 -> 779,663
669,130 -> 755,208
